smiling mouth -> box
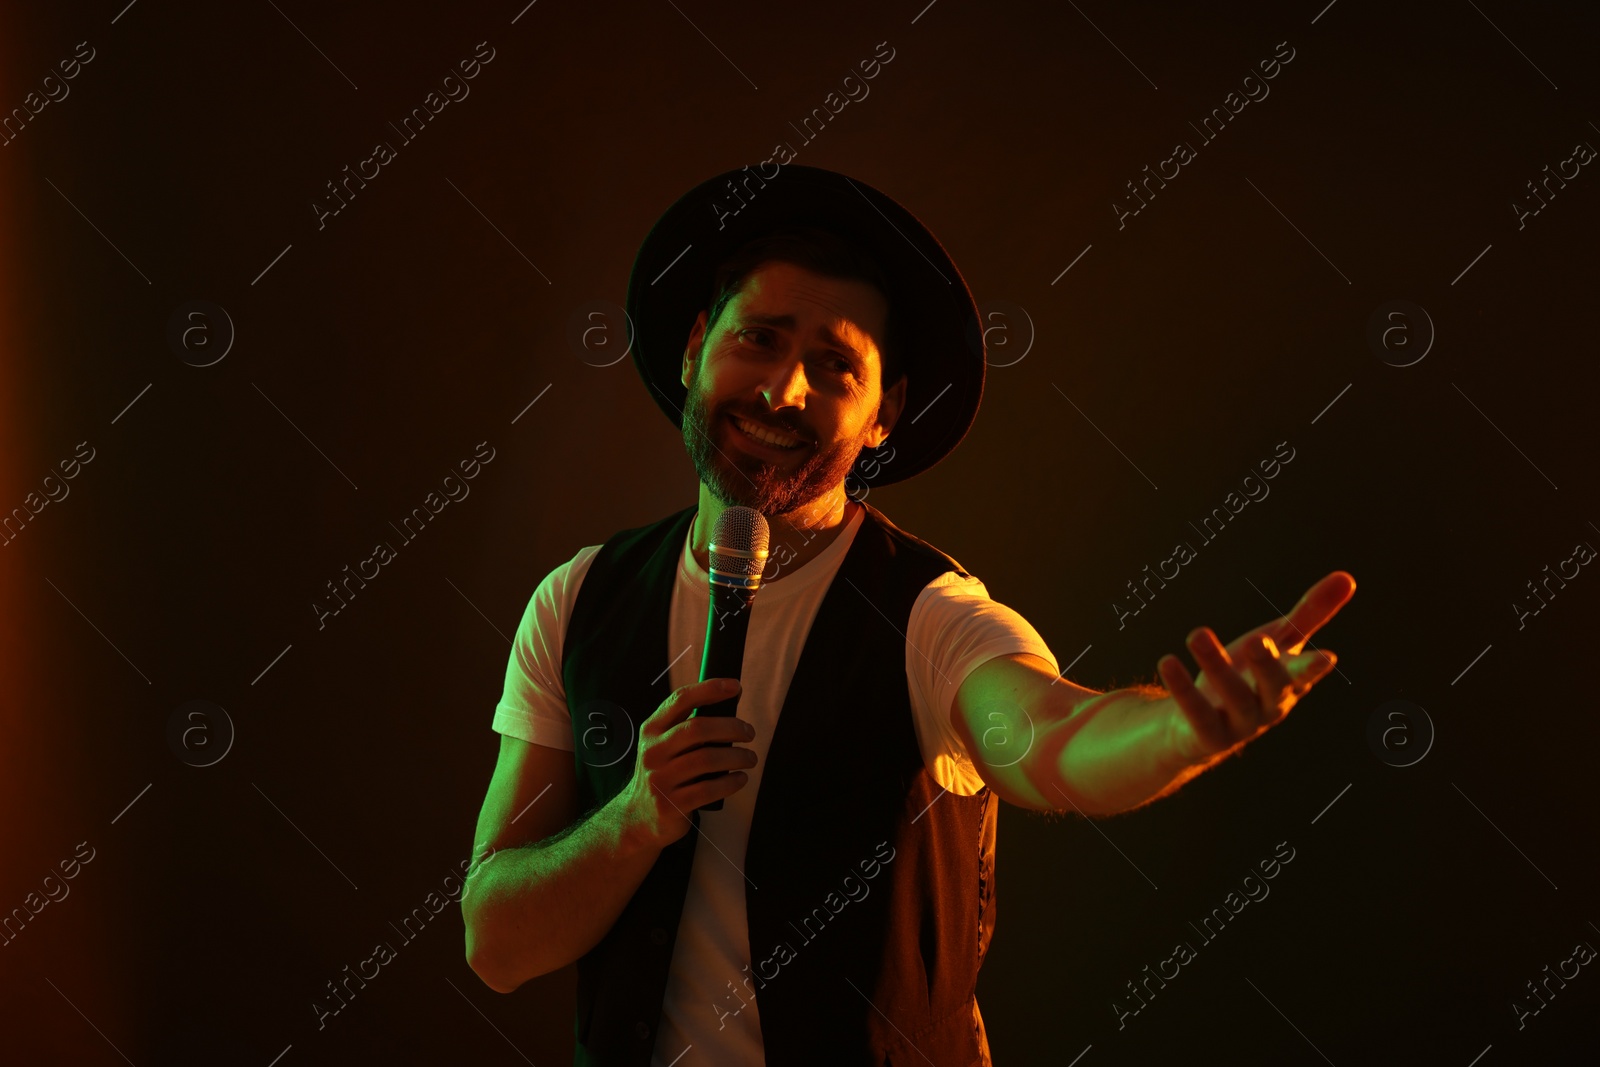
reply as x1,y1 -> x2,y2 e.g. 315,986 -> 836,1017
728,414 -> 808,451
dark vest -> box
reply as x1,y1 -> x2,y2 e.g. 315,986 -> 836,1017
562,501 -> 997,1067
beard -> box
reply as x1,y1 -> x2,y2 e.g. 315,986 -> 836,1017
680,370 -> 871,518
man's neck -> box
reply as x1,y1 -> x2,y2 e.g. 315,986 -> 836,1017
689,485 -> 857,581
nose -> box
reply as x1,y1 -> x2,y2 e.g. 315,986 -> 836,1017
761,355 -> 807,412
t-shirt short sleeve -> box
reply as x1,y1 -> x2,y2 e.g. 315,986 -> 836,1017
906,571 -> 1059,796
491,545 -> 602,751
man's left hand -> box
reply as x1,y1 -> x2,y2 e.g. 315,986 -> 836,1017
1157,571 -> 1356,763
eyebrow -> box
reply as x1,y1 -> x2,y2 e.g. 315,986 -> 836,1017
740,312 -> 869,365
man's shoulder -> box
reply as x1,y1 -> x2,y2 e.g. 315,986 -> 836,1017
561,505 -> 697,619
858,501 -> 972,580
556,505 -> 698,585
598,503 -> 699,552
530,543 -> 605,617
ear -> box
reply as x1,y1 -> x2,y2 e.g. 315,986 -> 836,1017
681,310 -> 710,388
866,372 -> 908,449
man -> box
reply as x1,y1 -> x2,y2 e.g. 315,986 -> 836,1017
461,165 -> 1355,1066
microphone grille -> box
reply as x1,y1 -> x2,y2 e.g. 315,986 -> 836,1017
709,506 -> 770,577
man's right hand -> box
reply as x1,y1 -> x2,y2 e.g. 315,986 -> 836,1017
613,677 -> 757,850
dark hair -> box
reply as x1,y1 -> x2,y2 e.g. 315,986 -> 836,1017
702,224 -> 904,390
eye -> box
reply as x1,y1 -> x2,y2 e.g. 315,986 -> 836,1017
738,327 -> 774,348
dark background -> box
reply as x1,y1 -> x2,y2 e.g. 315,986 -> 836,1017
2,0 -> 1596,1063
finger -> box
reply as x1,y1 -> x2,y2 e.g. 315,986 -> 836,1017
677,770 -> 749,811
1158,654 -> 1231,757
645,678 -> 741,738
1283,649 -> 1338,690
1188,627 -> 1259,730
675,714 -> 756,748
1222,623 -> 1272,663
1243,635 -> 1297,724
1272,571 -> 1356,655
672,743 -> 758,788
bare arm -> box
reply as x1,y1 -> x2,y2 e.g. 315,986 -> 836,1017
463,677 -> 757,993
951,653 -> 1192,815
461,736 -> 662,993
952,572 -> 1354,816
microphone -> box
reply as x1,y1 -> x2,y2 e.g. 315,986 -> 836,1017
689,505 -> 770,811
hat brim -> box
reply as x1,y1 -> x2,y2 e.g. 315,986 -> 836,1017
625,164 -> 984,489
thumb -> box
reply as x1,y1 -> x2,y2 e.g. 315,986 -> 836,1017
1285,650 -> 1336,689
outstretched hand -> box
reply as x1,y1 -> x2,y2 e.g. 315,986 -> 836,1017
1157,571 -> 1356,763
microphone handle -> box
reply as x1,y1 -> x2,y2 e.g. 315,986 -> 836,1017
689,579 -> 756,811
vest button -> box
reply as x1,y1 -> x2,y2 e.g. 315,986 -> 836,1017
649,926 -> 668,945
634,1020 -> 651,1040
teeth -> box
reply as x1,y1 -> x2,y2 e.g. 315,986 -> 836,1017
734,416 -> 803,449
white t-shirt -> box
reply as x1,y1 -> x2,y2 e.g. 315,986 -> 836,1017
492,503 -> 1057,1064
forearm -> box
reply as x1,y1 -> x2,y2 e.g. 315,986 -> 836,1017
463,794 -> 660,992
1049,685 -> 1216,816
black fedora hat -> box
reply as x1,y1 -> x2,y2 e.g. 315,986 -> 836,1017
625,163 -> 985,488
